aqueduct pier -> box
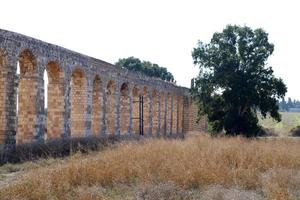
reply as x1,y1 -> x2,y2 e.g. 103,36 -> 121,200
0,29 -> 205,150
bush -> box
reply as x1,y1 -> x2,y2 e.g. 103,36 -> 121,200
290,126 -> 300,137
257,127 -> 277,137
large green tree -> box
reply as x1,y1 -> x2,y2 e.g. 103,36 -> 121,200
115,57 -> 174,82
191,25 -> 287,137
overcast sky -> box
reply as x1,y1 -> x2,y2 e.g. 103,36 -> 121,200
1,0 -> 299,99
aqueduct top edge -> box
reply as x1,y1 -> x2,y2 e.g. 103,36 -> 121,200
0,28 -> 189,94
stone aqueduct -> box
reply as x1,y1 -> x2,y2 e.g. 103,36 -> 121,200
0,29 -> 204,150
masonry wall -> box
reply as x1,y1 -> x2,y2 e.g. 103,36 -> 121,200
177,96 -> 184,133
187,98 -> 207,132
152,90 -> 159,136
132,86 -> 140,135
120,83 -> 130,135
46,61 -> 65,139
91,75 -> 102,135
160,92 -> 167,135
0,50 -> 7,144
70,69 -> 87,137
0,29 -> 205,150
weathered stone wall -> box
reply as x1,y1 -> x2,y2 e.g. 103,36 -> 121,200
152,90 -> 159,136
91,75 -> 102,135
160,92 -> 166,135
0,49 -> 7,144
70,69 -> 87,137
132,86 -> 140,135
120,83 -> 130,135
0,28 -> 205,150
46,61 -> 65,139
187,98 -> 207,132
177,96 -> 184,133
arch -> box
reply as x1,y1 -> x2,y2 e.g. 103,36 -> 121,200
17,49 -> 38,144
45,61 -> 65,139
132,85 -> 140,135
120,82 -> 130,135
166,92 -> 172,135
172,94 -> 178,134
143,86 -> 150,135
91,75 -> 102,135
70,68 -> 87,137
0,49 -> 7,67
160,92 -> 166,135
178,95 -> 184,133
152,90 -> 159,136
0,49 -> 7,144
106,80 -> 116,135
18,49 -> 37,76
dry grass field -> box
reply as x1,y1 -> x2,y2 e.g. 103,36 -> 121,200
1,133 -> 300,200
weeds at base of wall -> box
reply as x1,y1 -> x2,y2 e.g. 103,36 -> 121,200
0,136 -> 113,165
0,133 -> 184,165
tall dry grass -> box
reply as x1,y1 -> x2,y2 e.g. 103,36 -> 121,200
1,134 -> 300,199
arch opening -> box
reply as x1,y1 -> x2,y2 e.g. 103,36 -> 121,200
70,68 -> 87,137
0,50 -> 7,144
178,96 -> 184,133
143,86 -> 150,135
91,75 -> 102,135
166,93 -> 172,135
45,61 -> 65,139
120,83 -> 130,135
172,94 -> 178,134
132,85 -> 140,135
17,49 -> 38,144
160,92 -> 166,135
152,90 -> 159,136
106,80 -> 116,135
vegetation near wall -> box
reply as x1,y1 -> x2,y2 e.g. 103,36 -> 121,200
115,57 -> 175,82
1,134 -> 300,199
192,25 -> 287,137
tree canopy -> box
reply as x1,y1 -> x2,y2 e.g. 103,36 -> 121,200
115,57 -> 175,82
191,25 -> 287,137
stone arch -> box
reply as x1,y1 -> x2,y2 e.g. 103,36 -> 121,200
70,68 -> 87,137
160,92 -> 166,135
0,49 -> 7,144
17,49 -> 38,144
120,82 -> 130,135
152,89 -> 159,136
178,95 -> 184,133
143,86 -> 150,135
172,94 -> 178,134
106,80 -> 116,135
132,85 -> 140,135
45,61 -> 65,139
166,92 -> 172,135
91,75 -> 102,135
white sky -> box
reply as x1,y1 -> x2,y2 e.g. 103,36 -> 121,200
1,0 -> 299,99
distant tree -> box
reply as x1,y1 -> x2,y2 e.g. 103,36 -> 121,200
115,57 -> 143,72
280,98 -> 288,111
191,25 -> 287,137
115,57 -> 175,82
296,100 -> 300,108
278,98 -> 300,111
287,97 -> 293,109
